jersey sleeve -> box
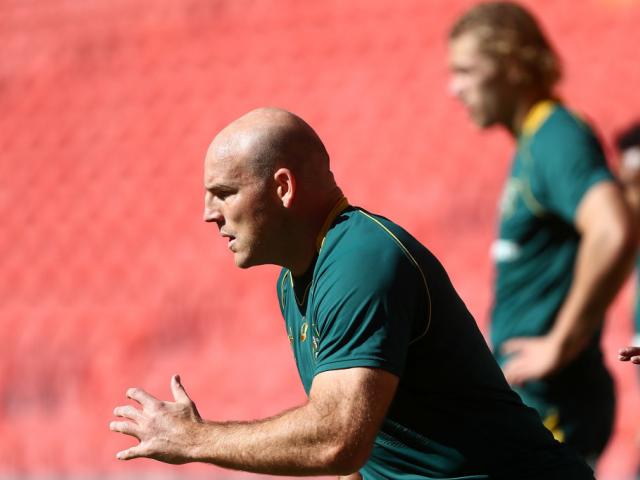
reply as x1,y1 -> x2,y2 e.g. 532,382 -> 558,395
310,245 -> 425,378
532,119 -> 613,223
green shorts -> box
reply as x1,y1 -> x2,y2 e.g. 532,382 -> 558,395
512,360 -> 614,460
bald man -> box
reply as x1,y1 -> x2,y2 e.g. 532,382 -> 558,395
110,108 -> 593,479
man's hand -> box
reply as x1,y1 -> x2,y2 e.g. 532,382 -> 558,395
501,335 -> 563,386
110,374 -> 203,463
618,346 -> 640,364
108,368 -> 395,475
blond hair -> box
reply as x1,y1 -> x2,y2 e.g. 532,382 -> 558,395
450,1 -> 562,91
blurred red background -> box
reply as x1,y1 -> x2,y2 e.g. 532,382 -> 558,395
2,0 -> 640,478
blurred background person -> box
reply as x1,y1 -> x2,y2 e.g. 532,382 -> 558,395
447,0 -> 637,468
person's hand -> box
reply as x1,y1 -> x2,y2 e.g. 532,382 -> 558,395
501,336 -> 563,386
110,374 -> 203,463
618,346 -> 640,364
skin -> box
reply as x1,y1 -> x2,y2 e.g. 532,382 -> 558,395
449,31 -> 638,385
111,370 -> 396,476
203,108 -> 343,274
448,31 -> 536,135
110,108 -> 398,477
618,145 -> 640,366
619,346 -> 640,365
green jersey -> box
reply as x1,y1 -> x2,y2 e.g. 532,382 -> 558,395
491,101 -> 615,455
277,201 -> 591,479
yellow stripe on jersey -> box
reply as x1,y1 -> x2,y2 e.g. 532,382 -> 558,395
316,196 -> 349,252
542,410 -> 565,444
522,100 -> 556,138
279,270 -> 291,311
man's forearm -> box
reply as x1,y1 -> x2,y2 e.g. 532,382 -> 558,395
550,224 -> 636,364
189,400 -> 360,476
179,368 -> 393,476
112,367 -> 395,474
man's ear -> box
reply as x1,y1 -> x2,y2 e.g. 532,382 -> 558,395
274,168 -> 295,208
505,59 -> 528,86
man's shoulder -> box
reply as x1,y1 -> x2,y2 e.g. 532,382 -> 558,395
533,104 -> 598,146
324,207 -> 422,263
314,208 -> 436,302
524,104 -> 606,175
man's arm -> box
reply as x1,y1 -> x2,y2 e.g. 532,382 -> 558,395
110,368 -> 398,476
503,181 -> 637,385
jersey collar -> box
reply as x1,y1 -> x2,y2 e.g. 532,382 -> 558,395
315,196 -> 349,252
521,99 -> 557,138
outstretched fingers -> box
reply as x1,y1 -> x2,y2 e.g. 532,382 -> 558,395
171,374 -> 192,404
110,419 -> 141,439
171,374 -> 202,420
116,444 -> 148,461
127,387 -> 159,409
114,404 -> 143,422
111,376 -> 202,463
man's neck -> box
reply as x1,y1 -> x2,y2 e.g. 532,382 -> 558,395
287,189 -> 346,276
507,91 -> 552,137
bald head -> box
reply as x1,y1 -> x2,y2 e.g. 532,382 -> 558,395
209,107 -> 331,182
203,108 -> 343,274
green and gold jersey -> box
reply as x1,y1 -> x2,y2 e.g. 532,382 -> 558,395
490,101 -> 615,453
491,101 -> 613,359
277,201 -> 592,479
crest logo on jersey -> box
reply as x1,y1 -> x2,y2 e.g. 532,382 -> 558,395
287,326 -> 294,345
498,178 -> 522,219
312,322 -> 320,359
300,320 -> 308,342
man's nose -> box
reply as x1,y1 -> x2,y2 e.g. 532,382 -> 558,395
203,194 -> 223,223
448,75 -> 464,99
203,205 -> 223,223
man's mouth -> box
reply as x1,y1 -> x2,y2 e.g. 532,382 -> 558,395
221,233 -> 236,250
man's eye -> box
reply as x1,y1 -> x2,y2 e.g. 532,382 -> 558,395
217,190 -> 235,200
